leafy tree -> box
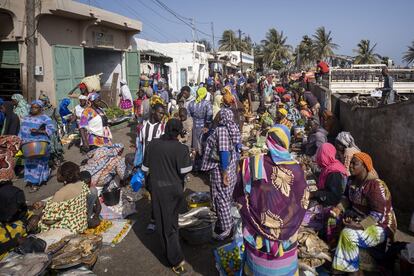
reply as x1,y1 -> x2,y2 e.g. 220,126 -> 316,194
353,39 -> 380,64
402,41 -> 414,65
261,28 -> 292,69
312,26 -> 339,60
218,30 -> 239,51
294,35 -> 315,68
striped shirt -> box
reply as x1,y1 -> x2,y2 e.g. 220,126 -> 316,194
139,120 -> 165,156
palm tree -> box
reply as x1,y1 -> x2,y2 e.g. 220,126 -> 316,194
261,28 -> 292,69
254,44 -> 264,72
353,39 -> 381,64
402,41 -> 414,65
312,27 -> 339,60
294,35 -> 315,68
218,30 -> 238,51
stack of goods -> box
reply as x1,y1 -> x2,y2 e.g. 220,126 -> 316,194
178,207 -> 216,228
47,234 -> 102,270
0,253 -> 51,276
297,228 -> 331,275
214,240 -> 245,276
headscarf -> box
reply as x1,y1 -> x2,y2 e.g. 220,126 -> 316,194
222,91 -> 235,106
59,98 -> 72,123
282,94 -> 291,102
150,95 -> 164,107
195,87 -> 207,103
88,92 -> 100,102
336,131 -> 360,150
11,94 -> 29,119
31,100 -> 44,108
353,152 -> 374,172
278,108 -> 288,117
299,101 -> 308,107
316,143 -> 348,189
38,94 -> 49,102
275,86 -> 285,94
78,95 -> 88,100
212,94 -> 223,118
218,108 -> 240,146
267,125 -> 296,165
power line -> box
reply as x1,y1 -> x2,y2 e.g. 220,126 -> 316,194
114,0 -> 182,42
135,0 -> 186,26
150,0 -> 213,38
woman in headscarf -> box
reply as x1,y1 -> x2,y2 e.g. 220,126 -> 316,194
59,98 -> 77,135
331,152 -> 397,274
18,100 -> 55,192
80,143 -> 127,187
335,132 -> 361,174
234,125 -> 308,275
0,102 -> 20,135
275,107 -> 293,130
79,92 -> 112,152
222,87 -> 243,130
201,108 -> 240,240
188,87 -> 212,170
39,94 -> 64,165
11,94 -> 29,120
312,143 -> 349,207
212,93 -> 223,119
299,100 -> 313,119
119,80 -> 133,112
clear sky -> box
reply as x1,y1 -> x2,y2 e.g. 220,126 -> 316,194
78,0 -> 414,65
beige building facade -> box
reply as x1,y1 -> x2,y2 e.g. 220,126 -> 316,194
0,0 -> 142,105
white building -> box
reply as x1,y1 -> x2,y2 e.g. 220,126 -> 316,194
216,51 -> 254,71
135,39 -> 209,91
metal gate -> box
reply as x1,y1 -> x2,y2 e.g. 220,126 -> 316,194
126,51 -> 140,96
53,45 -> 85,104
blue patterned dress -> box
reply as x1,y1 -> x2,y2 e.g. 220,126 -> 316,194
19,114 -> 55,185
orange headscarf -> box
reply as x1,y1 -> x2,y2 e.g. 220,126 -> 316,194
223,91 -> 235,106
353,152 -> 374,172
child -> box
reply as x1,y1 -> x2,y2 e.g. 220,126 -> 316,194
178,108 -> 192,152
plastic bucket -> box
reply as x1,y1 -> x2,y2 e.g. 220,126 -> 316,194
21,141 -> 49,159
180,221 -> 213,245
102,188 -> 121,206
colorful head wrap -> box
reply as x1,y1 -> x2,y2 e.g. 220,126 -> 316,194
282,94 -> 291,102
299,100 -> 308,107
278,108 -> 288,117
78,95 -> 88,100
316,143 -> 348,189
88,92 -> 100,102
31,100 -> 44,107
267,124 -> 295,165
195,87 -> 207,103
275,86 -> 286,94
38,94 -> 49,102
222,91 -> 235,106
353,152 -> 374,172
150,95 -> 164,107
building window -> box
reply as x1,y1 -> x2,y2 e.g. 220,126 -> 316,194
196,45 -> 205,53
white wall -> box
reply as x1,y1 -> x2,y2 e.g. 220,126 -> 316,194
135,39 -> 209,91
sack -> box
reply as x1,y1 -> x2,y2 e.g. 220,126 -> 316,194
15,236 -> 47,254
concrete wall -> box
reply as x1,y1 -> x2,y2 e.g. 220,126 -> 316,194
311,84 -> 414,213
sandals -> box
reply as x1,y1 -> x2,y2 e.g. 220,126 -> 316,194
172,261 -> 188,275
29,186 -> 40,193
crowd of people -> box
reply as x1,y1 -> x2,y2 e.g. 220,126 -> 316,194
0,68 -> 399,276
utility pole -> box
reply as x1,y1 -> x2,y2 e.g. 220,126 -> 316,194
25,0 -> 36,101
211,22 -> 215,52
238,29 -> 243,73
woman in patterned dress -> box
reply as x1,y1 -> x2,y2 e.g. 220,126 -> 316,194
234,125 -> 308,276
201,108 -> 240,240
331,152 -> 397,274
38,162 -> 89,234
19,100 -> 55,192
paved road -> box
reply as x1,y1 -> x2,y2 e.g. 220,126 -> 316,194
16,124 -> 414,276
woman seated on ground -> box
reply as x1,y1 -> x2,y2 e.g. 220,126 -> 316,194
311,143 -> 348,207
38,162 -> 90,234
234,125 -> 308,276
0,137 -> 42,259
331,152 -> 397,274
335,132 -> 360,174
80,143 -> 127,187
303,119 -> 328,156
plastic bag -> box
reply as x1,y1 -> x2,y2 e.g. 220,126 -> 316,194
130,169 -> 145,192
